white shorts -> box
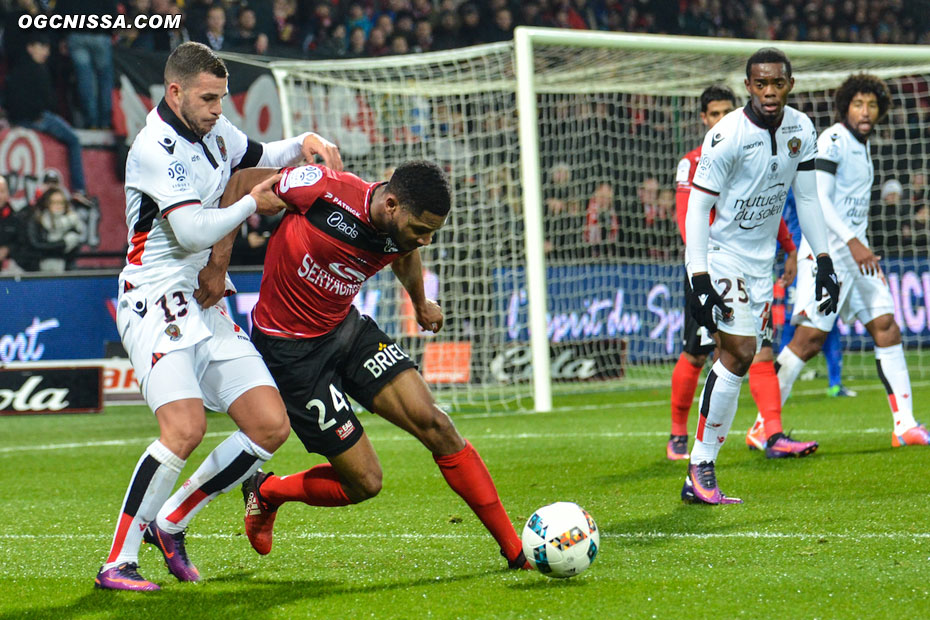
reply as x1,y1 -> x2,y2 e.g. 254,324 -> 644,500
117,276 -> 275,412
792,253 -> 894,332
705,252 -> 774,341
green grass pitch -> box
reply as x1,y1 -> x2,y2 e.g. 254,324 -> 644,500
1,375 -> 929,619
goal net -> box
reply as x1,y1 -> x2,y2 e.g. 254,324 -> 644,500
269,30 -> 930,412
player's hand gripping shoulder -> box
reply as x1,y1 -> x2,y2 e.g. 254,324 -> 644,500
414,299 -> 444,334
815,255 -> 840,314
301,133 -> 344,172
689,273 -> 732,334
250,173 -> 286,215
847,238 -> 881,276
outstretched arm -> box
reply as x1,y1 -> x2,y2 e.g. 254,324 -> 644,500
391,250 -> 444,333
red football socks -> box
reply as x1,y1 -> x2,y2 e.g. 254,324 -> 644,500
434,440 -> 522,562
260,464 -> 352,507
670,354 -> 702,436
749,360 -> 783,438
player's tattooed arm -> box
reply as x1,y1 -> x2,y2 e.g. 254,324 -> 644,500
392,250 -> 444,333
195,168 -> 282,308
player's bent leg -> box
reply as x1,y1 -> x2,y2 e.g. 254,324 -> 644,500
371,369 -> 528,569
154,398 -> 209,459
748,347 -> 818,459
866,314 -> 923,444
669,351 -> 706,460
242,439 -> 372,556
686,333 -> 752,505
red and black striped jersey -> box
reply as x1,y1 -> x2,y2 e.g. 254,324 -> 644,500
252,165 -> 407,339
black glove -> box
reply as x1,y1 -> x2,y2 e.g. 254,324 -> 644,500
689,273 -> 732,333
815,254 -> 840,314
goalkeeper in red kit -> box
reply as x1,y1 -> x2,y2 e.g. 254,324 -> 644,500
668,84 -> 812,462
208,160 -> 530,569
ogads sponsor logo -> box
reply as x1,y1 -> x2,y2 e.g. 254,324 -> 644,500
327,211 -> 359,239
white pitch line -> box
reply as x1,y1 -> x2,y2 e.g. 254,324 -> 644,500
0,427 -> 896,456
1,531 -> 929,542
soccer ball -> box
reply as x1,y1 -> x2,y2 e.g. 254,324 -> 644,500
521,502 -> 599,578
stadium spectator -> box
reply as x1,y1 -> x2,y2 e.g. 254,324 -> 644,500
18,187 -> 85,272
346,26 -> 368,57
485,7 -> 514,42
433,10 -> 465,50
458,3 -> 485,46
0,176 -> 22,274
194,4 -> 228,51
389,33 -> 410,55
270,0 -> 302,48
413,18 -> 433,52
345,2 -> 373,37
230,212 -> 281,266
581,181 -> 619,259
872,178 -> 904,255
228,7 -> 270,55
367,27 -> 389,55
5,35 -> 90,203
56,0 -> 117,129
150,0 -> 190,51
321,23 -> 350,58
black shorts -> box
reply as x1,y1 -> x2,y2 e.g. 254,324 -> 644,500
682,276 -> 716,357
251,306 -> 418,457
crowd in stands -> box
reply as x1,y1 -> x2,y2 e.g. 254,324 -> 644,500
0,0 -> 928,271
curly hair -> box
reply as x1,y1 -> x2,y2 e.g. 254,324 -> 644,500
387,160 -> 451,217
834,73 -> 891,123
746,47 -> 791,79
700,84 -> 736,113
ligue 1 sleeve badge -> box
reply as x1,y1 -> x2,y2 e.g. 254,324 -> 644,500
787,136 -> 802,157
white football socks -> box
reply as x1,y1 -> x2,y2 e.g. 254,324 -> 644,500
875,344 -> 917,432
775,346 -> 807,407
156,430 -> 273,534
104,440 -> 185,569
691,360 -> 744,464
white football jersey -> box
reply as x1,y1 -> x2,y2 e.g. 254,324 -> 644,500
809,121 -> 873,252
691,104 -> 818,276
121,100 -> 262,285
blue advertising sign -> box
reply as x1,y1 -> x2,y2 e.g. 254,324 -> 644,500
3,258 -> 930,364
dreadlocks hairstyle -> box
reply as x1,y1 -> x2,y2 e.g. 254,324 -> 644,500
745,47 -> 792,79
164,41 -> 228,87
834,73 -> 892,123
700,84 -> 737,113
387,160 -> 451,217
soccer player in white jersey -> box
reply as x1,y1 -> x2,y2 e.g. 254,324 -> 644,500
767,73 -> 929,448
683,47 -> 840,505
95,42 -> 343,591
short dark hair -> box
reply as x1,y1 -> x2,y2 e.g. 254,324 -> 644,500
164,42 -> 228,87
746,47 -> 792,79
387,161 -> 451,217
834,73 -> 892,123
700,84 -> 736,113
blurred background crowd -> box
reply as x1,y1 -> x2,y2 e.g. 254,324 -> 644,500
0,0 -> 927,273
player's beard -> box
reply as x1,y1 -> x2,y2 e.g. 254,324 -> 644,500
179,103 -> 214,138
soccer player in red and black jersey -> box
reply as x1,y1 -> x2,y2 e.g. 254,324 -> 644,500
217,160 -> 530,570
669,84 -> 806,462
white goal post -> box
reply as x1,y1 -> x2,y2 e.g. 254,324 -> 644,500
269,29 -> 930,413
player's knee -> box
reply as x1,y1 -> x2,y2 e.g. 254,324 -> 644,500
414,406 -> 460,451
347,469 -> 382,502
164,423 -> 207,457
264,414 -> 291,452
